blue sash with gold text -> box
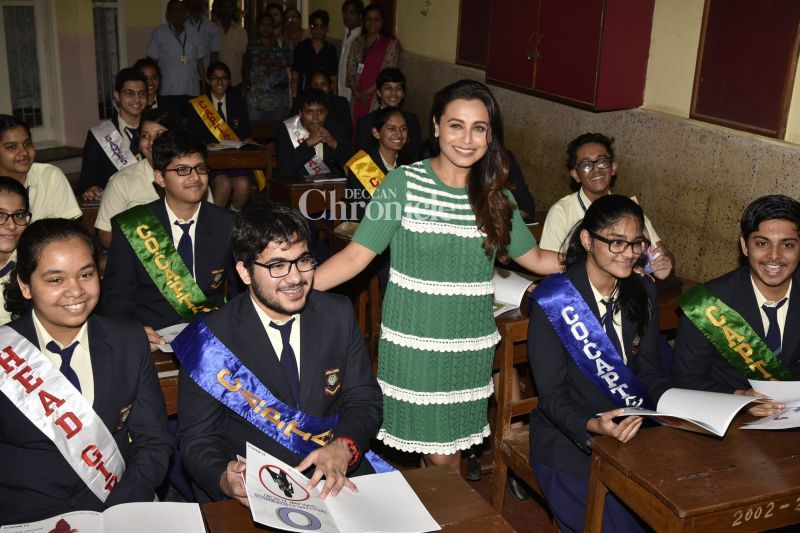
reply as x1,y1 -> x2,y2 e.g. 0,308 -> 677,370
172,319 -> 393,472
531,274 -> 653,409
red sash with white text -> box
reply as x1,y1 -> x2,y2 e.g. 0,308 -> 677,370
0,326 -> 125,502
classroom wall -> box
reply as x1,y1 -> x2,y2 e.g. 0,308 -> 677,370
125,0 -> 163,65
55,0 -> 98,146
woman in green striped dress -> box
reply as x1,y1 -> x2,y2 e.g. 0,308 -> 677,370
316,80 -> 561,471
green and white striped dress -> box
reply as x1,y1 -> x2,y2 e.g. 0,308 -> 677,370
353,159 -> 536,454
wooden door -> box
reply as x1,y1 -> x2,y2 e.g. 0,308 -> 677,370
485,0 -> 539,90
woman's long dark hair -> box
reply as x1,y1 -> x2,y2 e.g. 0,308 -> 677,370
430,80 -> 513,261
4,219 -> 97,320
565,195 -> 650,336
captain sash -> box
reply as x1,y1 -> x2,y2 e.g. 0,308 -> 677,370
172,319 -> 394,473
283,115 -> 332,176
345,150 -> 385,196
532,274 -> 653,409
680,284 -> 798,381
113,205 -> 217,321
90,121 -> 137,172
189,95 -> 267,191
0,326 -> 124,502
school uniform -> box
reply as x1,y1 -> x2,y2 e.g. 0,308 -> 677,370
77,113 -> 140,194
177,291 -> 382,501
289,94 -> 354,149
189,90 -> 251,144
673,266 -> 800,393
528,262 -> 670,532
0,311 -> 171,523
354,109 -> 423,164
101,198 -> 239,330
275,116 -> 352,179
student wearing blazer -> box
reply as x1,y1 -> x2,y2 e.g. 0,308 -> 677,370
528,195 -> 671,533
0,219 -> 170,524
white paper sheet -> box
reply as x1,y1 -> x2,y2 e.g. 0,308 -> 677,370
155,323 -> 189,353
748,379 -> 800,403
493,268 -> 536,316
245,442 -> 440,533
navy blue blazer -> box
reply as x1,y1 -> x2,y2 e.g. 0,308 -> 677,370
178,291 -> 383,501
275,116 -> 353,179
290,94 -> 353,146
528,263 -> 670,479
673,266 -> 800,393
354,109 -> 422,164
78,114 -> 140,194
0,312 -> 171,523
189,90 -> 252,144
101,199 -> 240,329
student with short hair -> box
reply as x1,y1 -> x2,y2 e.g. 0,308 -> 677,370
674,194 -> 800,417
0,219 -> 171,524
354,67 -> 422,163
540,132 -> 674,279
0,115 -> 81,222
275,88 -> 352,179
290,67 -> 353,143
101,130 -> 239,349
78,68 -> 148,202
0,176 -> 30,324
529,195 -> 670,532
188,61 -> 253,210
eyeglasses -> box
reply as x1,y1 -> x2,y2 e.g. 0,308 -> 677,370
254,255 -> 316,278
0,211 -> 31,226
165,164 -> 210,176
120,90 -> 148,98
590,233 -> 650,255
209,76 -> 230,82
576,157 -> 613,174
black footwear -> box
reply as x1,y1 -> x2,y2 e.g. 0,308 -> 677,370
466,453 -> 482,481
507,474 -> 530,501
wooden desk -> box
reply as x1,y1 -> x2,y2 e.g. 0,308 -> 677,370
202,465 -> 513,532
268,176 -> 346,214
153,350 -> 179,416
585,422 -> 800,532
207,147 -> 268,171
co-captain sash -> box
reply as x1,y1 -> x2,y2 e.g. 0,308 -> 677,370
113,205 -> 217,321
0,326 -> 124,502
189,95 -> 267,191
532,274 -> 653,409
345,150 -> 385,196
283,115 -> 332,176
90,120 -> 137,172
679,284 -> 798,381
172,319 -> 394,473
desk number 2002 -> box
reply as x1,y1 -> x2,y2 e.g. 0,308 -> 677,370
731,498 -> 800,527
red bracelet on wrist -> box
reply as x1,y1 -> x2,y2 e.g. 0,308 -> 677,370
335,436 -> 360,468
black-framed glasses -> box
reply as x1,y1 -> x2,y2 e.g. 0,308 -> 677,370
165,164 -> 210,176
0,210 -> 31,226
120,89 -> 148,98
576,157 -> 613,174
253,255 -> 317,278
590,233 -> 650,255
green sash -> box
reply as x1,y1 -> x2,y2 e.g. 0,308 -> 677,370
679,284 -> 797,381
113,205 -> 218,320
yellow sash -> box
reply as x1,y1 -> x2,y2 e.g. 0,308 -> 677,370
190,95 -> 267,191
345,150 -> 386,196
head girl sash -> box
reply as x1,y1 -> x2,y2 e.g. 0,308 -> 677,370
532,274 -> 653,409
189,94 -> 266,190
113,204 -> 217,321
0,325 -> 125,502
172,319 -> 393,473
679,284 -> 798,381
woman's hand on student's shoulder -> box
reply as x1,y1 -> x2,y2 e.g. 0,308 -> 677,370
587,409 -> 643,443
735,388 -> 784,417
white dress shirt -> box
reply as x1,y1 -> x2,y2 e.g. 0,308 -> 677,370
251,296 -> 301,375
165,199 -> 200,274
33,311 -> 94,405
